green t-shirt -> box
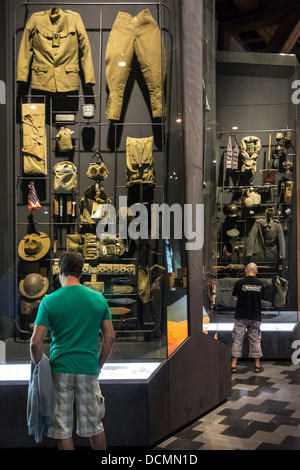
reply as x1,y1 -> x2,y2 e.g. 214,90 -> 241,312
34,285 -> 112,375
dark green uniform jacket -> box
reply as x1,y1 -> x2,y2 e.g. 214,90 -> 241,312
245,217 -> 285,262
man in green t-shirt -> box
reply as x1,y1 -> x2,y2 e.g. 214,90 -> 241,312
30,252 -> 115,450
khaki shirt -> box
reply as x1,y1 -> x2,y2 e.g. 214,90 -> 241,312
17,8 -> 95,92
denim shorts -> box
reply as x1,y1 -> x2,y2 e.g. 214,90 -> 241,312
46,373 -> 105,439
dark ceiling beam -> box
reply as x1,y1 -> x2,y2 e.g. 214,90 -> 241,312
256,26 -> 277,44
265,13 -> 300,53
223,1 -> 300,35
232,0 -> 259,12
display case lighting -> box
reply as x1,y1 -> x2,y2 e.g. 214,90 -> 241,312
0,362 -> 162,382
203,323 -> 296,332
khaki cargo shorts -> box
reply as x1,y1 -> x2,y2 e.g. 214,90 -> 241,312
46,373 -> 105,439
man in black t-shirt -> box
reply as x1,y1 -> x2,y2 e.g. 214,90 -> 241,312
231,263 -> 265,373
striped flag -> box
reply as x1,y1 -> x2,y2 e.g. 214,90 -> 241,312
28,182 -> 41,213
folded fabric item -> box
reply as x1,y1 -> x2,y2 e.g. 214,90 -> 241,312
22,103 -> 47,175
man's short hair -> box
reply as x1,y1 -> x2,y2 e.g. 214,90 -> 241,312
59,252 -> 84,278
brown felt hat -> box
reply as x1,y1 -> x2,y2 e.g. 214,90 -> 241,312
18,232 -> 50,261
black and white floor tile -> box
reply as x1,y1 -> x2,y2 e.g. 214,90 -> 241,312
154,361 -> 300,450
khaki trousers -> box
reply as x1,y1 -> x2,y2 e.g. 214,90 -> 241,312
105,9 -> 166,120
22,103 -> 47,175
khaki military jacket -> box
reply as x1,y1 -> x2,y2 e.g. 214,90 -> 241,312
17,8 -> 95,93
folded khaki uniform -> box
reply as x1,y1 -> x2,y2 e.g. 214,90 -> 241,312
22,103 -> 47,175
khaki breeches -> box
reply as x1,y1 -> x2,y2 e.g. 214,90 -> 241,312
105,9 -> 167,121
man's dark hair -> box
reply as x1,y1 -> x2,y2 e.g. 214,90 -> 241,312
59,252 -> 84,278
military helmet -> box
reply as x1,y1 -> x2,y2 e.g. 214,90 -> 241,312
227,204 -> 239,217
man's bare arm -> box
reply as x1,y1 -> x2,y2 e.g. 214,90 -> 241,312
30,324 -> 48,365
99,319 -> 115,373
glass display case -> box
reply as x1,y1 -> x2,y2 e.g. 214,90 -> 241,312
203,50 -> 299,354
0,0 -> 188,369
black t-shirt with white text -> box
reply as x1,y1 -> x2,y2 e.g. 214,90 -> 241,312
232,276 -> 265,321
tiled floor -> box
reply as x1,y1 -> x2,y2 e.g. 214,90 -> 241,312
154,360 -> 300,450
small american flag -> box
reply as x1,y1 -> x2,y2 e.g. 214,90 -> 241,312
28,182 -> 41,213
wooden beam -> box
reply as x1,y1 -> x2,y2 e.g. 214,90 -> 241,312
265,14 -> 300,53
256,26 -> 277,44
232,0 -> 259,12
223,1 -> 300,35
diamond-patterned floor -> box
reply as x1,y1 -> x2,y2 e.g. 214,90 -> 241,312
154,361 -> 300,450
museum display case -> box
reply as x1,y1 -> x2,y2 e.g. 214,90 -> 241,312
203,50 -> 299,356
0,0 -> 189,368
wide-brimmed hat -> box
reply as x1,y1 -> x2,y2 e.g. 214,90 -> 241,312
19,273 -> 49,299
18,232 -> 50,261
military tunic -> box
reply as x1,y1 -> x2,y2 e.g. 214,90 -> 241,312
244,217 -> 285,262
17,8 -> 95,93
